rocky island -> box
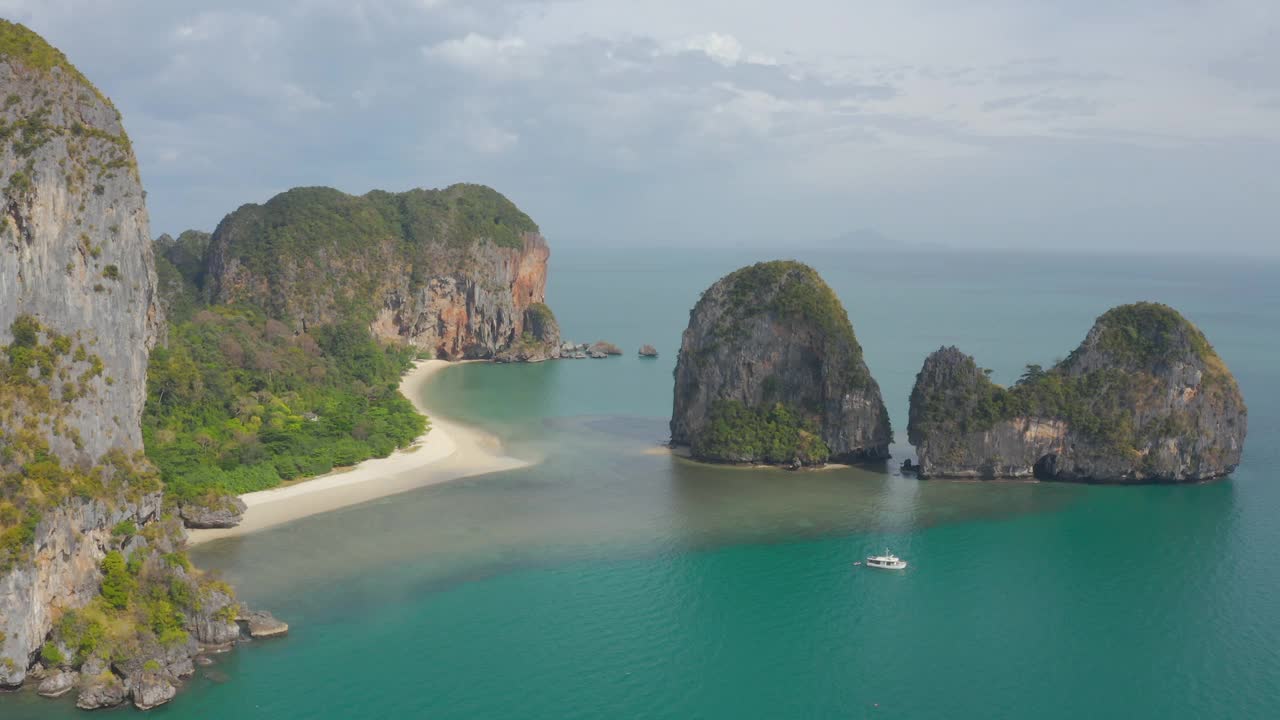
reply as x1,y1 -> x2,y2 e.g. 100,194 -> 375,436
0,21 -> 280,709
907,302 -> 1247,481
205,183 -> 559,361
670,261 -> 892,466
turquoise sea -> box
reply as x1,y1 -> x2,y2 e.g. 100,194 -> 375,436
9,248 -> 1279,718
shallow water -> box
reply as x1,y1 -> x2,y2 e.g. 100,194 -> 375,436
9,248 -> 1279,718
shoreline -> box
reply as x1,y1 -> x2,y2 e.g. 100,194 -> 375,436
187,359 -> 529,545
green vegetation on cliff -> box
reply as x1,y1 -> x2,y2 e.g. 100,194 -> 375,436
220,184 -> 537,282
1,20 -> 136,199
0,20 -> 101,99
153,231 -> 211,322
703,261 -> 869,387
143,307 -> 425,502
692,400 -> 831,465
49,520 -> 232,667
1,317 -> 160,572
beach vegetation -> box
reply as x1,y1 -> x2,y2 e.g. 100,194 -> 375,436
143,305 -> 425,501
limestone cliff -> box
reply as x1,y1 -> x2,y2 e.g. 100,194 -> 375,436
0,25 -> 269,708
671,261 -> 891,466
907,303 -> 1247,481
0,19 -> 162,686
0,24 -> 161,462
205,185 -> 555,360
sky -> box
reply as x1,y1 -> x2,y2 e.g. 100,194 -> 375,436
2,0 -> 1278,254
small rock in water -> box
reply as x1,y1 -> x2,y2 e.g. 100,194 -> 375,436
76,671 -> 128,710
36,669 -> 78,698
588,340 -> 622,356
638,344 -> 658,357
238,609 -> 289,638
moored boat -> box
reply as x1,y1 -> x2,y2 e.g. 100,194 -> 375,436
865,550 -> 907,570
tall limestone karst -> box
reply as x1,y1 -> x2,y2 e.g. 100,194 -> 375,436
671,261 -> 892,466
907,303 -> 1247,481
0,23 -> 255,708
204,185 -> 560,360
0,18 -> 160,687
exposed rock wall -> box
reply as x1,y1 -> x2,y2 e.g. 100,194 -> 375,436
370,233 -> 551,359
671,261 -> 891,465
907,303 -> 1247,482
0,34 -> 161,463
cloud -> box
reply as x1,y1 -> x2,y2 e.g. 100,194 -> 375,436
0,0 -> 1276,254
665,32 -> 777,67
424,32 -> 539,78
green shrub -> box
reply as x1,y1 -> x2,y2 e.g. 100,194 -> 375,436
99,550 -> 133,610
693,400 -> 830,465
40,641 -> 65,667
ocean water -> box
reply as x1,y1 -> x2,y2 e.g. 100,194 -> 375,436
8,248 -> 1279,718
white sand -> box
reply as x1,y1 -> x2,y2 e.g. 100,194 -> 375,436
187,360 -> 528,545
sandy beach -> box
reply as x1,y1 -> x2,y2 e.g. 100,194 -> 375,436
187,360 -> 528,544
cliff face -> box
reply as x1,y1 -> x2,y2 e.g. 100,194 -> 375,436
0,21 -> 163,686
671,261 -> 891,466
204,185 -> 553,360
907,303 -> 1247,482
0,29 -> 161,462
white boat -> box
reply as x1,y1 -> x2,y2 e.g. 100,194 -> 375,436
864,549 -> 907,570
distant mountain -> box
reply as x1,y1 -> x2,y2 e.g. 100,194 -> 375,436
820,228 -> 948,252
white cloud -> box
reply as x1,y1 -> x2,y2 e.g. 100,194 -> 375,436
661,32 -> 777,67
424,33 -> 538,78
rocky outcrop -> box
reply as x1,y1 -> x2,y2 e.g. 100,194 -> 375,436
639,344 -> 659,357
0,493 -> 162,687
76,669 -> 128,710
179,494 -> 246,529
128,668 -> 178,711
204,185 -> 554,360
190,586 -> 242,647
588,341 -> 622,357
907,303 -> 1247,481
238,610 -> 289,639
671,261 -> 892,466
37,668 -> 78,697
494,302 -> 561,362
